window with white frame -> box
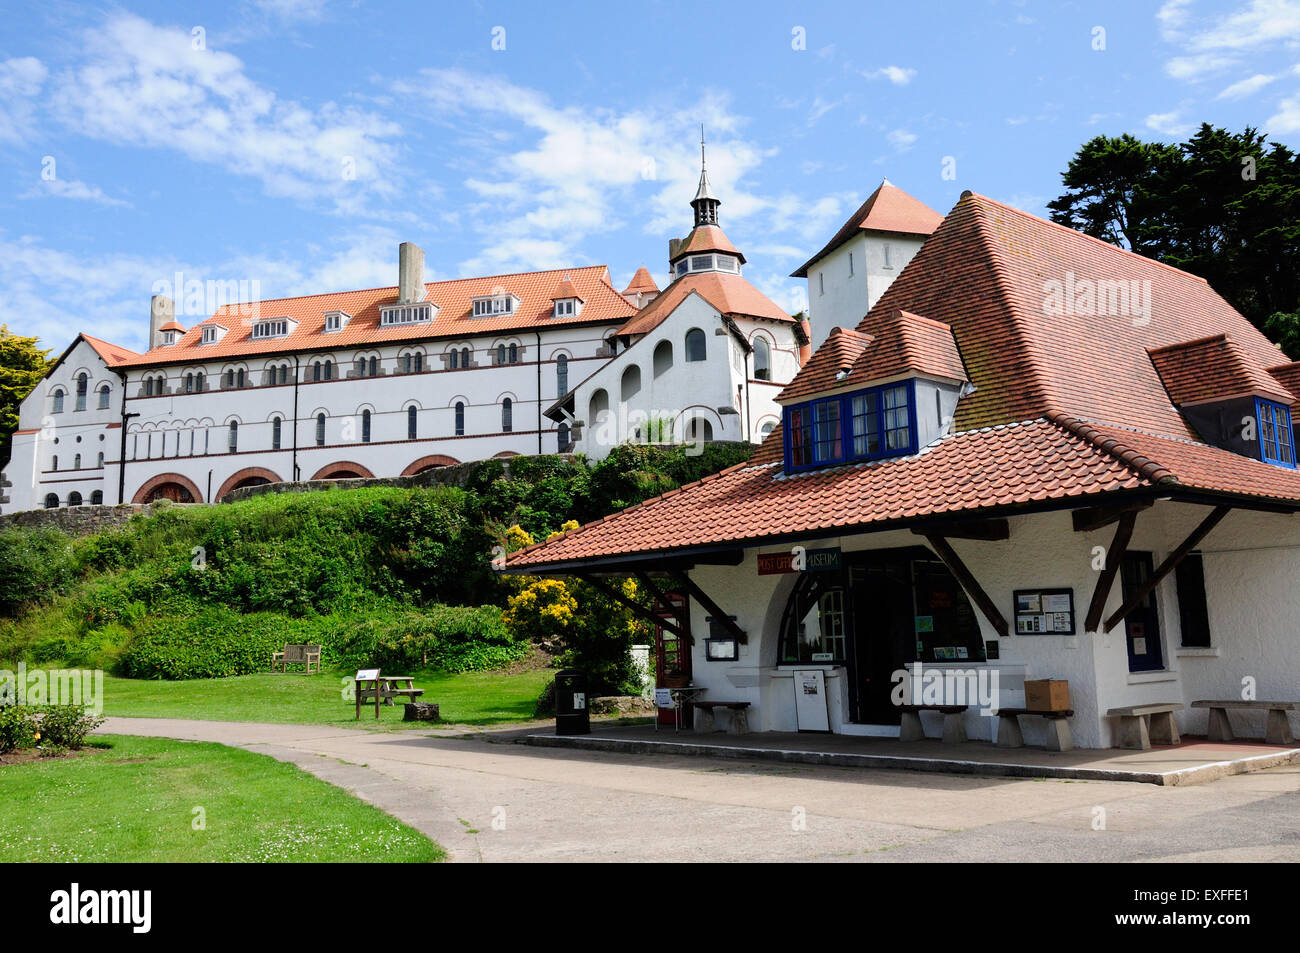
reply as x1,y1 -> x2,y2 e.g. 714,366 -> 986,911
471,295 -> 517,317
252,319 -> 290,339
380,303 -> 435,326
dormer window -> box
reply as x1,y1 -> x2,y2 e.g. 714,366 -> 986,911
251,318 -> 291,340
471,295 -> 518,317
554,298 -> 579,318
784,381 -> 916,472
1257,399 -> 1296,468
324,310 -> 351,332
200,324 -> 227,345
161,329 -> 179,345
380,303 -> 436,326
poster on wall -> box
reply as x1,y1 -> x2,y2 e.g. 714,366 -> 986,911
1012,588 -> 1076,635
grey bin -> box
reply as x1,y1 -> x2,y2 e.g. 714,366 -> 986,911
554,668 -> 590,736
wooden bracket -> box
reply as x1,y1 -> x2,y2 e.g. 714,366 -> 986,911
666,568 -> 746,643
1084,509 -> 1137,633
1071,499 -> 1153,534
575,572 -> 684,639
922,535 -> 1010,637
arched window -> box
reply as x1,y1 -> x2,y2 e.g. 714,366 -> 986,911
414,353 -> 423,373
653,340 -> 673,377
280,365 -> 289,385
403,353 -> 413,374
185,373 -> 195,393
313,361 -> 322,382
90,490 -> 103,505
455,402 -> 465,436
556,354 -> 568,397
362,409 -> 372,443
589,389 -> 609,423
236,368 -> 246,388
272,417 -> 282,450
558,423 -> 570,451
68,491 -> 82,506
778,572 -> 848,664
449,350 -> 459,370
98,384 -> 111,409
97,451 -> 104,467
196,372 -> 205,392
501,398 -> 513,432
228,421 -> 238,452
753,337 -> 771,381
44,493 -> 59,509
508,343 -> 518,364
407,406 -> 417,440
75,373 -> 88,411
226,369 -> 235,388
496,344 -> 506,365
685,328 -> 707,362
324,360 -> 333,381
461,348 -> 471,367
74,454 -> 81,469
316,413 -> 326,446
52,389 -> 64,413
368,357 -> 377,377
621,365 -> 641,402
685,417 -> 713,443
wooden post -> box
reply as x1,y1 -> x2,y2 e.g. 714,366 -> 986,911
922,535 -> 1010,637
1084,510 -> 1137,633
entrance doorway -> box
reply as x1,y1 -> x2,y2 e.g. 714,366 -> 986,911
1121,551 -> 1164,672
653,592 -> 692,727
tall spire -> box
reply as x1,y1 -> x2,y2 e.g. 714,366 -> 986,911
691,124 -> 720,227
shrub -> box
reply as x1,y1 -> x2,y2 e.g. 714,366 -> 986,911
0,527 -> 75,615
120,608 -> 306,679
324,605 -> 523,673
36,705 -> 105,749
0,705 -> 38,752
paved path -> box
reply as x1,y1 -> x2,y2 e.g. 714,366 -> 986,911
99,718 -> 1300,862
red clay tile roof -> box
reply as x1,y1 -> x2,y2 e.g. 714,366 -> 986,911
1148,334 -> 1296,407
508,417 -> 1147,568
550,275 -> 583,302
793,180 -> 943,277
81,333 -> 140,367
1267,361 -> 1300,400
864,192 -> 1290,436
507,194 -> 1300,572
670,225 -> 744,264
157,321 -> 187,333
121,266 -> 632,368
775,326 -> 874,402
617,270 -> 792,338
622,266 -> 659,296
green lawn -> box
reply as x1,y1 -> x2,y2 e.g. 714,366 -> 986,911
0,735 -> 444,862
99,666 -> 555,729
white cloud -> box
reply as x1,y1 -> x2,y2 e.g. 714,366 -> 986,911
1216,72 -> 1280,98
47,13 -> 402,213
1145,110 -> 1192,136
1157,0 -> 1195,41
807,96 -> 846,126
0,56 -> 47,143
886,129 -> 918,152
23,177 -> 130,207
1188,0 -> 1300,51
864,65 -> 917,85
1165,52 -> 1235,80
1269,92 -> 1300,131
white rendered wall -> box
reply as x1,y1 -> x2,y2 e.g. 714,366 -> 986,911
805,233 -> 926,351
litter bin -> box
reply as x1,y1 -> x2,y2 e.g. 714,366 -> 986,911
554,668 -> 590,736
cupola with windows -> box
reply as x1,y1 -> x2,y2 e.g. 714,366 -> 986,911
667,133 -> 746,280
776,310 -> 969,473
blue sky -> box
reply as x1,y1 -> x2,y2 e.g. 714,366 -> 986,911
1,0 -> 1298,354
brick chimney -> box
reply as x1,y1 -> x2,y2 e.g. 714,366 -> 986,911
150,294 -> 175,349
398,242 -> 425,304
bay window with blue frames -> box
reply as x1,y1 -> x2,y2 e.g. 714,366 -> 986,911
784,380 -> 918,471
1256,398 -> 1296,468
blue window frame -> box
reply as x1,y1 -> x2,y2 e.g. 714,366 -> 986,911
784,380 -> 918,472
1257,398 -> 1296,468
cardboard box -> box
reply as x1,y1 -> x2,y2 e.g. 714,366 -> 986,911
1024,679 -> 1070,712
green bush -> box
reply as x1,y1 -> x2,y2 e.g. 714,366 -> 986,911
0,705 -> 38,752
324,605 -> 523,674
120,608 -> 313,680
36,705 -> 105,749
0,527 -> 75,615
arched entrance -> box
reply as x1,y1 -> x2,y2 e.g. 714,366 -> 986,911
309,461 -> 375,481
400,454 -> 460,476
132,473 -> 203,504
216,467 -> 284,501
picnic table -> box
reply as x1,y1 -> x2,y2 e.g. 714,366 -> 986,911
354,669 -> 424,719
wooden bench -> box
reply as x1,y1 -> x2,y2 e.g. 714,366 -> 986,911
1192,699 -> 1300,745
994,708 -> 1075,752
1106,703 -> 1184,750
898,704 -> 968,743
692,700 -> 750,734
271,643 -> 322,674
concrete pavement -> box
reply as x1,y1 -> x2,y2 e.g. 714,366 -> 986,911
98,717 -> 1300,862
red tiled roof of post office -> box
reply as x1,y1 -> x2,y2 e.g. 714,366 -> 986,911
550,275 -> 583,302
82,333 -> 141,367
775,326 -> 874,402
120,266 -> 633,368
1148,334 -> 1296,407
1266,361 -> 1300,400
622,266 -> 659,296
847,308 -> 966,387
617,270 -> 793,338
670,225 -> 744,263
792,181 -> 944,277
863,191 -> 1290,437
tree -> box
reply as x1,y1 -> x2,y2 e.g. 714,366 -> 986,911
1049,125 -> 1300,340
0,325 -> 52,467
